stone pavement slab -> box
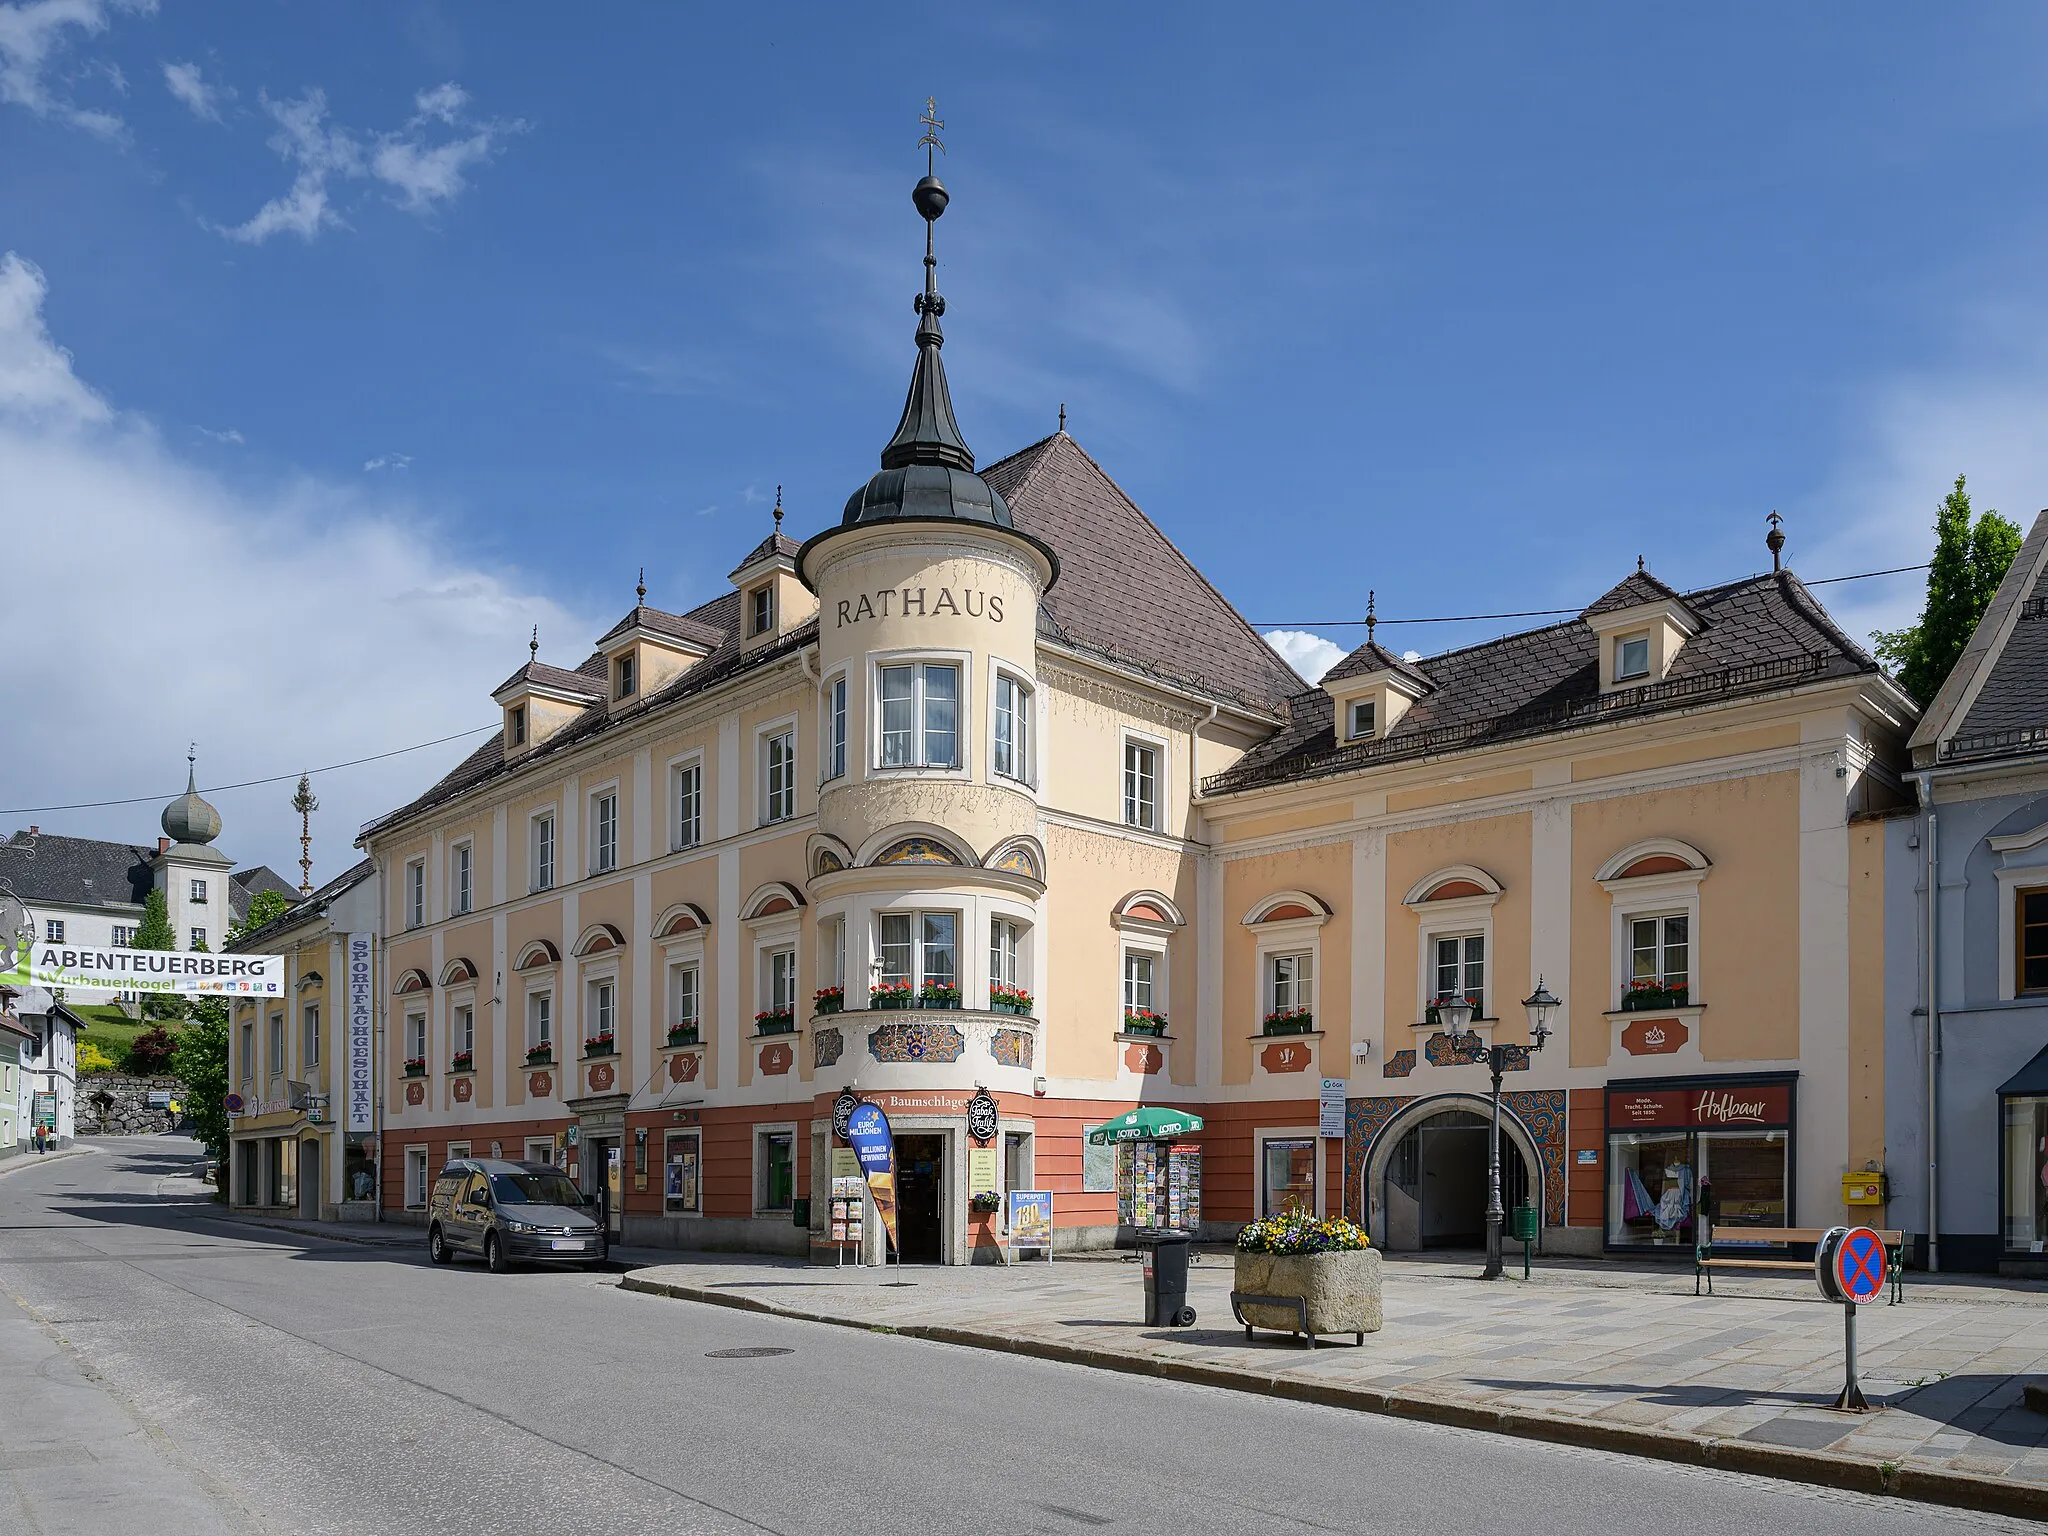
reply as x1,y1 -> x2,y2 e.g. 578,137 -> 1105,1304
621,1247 -> 2048,1520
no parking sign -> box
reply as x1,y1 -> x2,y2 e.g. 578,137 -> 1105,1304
1815,1225 -> 1888,1305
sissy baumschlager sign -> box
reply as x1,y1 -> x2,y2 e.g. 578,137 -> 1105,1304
1,941 -> 283,998
844,1101 -> 900,1256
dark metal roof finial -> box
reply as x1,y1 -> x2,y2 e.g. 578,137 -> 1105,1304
1766,510 -> 1785,573
1365,590 -> 1377,645
1637,555 -> 1645,574
774,484 -> 784,535
1059,403 -> 1066,433
636,567 -> 646,604
529,625 -> 539,661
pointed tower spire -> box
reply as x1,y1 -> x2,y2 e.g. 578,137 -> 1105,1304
880,98 -> 975,474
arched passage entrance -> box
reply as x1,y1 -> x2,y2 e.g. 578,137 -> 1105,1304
1361,1093 -> 1542,1251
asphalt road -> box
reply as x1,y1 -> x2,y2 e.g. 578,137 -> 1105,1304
0,1138 -> 2034,1536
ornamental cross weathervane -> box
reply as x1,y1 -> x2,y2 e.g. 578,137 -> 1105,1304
919,96 -> 946,171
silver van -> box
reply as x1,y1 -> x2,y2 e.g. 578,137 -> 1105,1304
426,1158 -> 607,1273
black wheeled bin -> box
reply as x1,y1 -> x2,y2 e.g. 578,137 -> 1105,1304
1137,1228 -> 1196,1326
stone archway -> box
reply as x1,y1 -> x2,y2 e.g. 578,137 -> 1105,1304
1358,1091 -> 1544,1248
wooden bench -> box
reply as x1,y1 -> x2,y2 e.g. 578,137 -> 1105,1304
1694,1220 -> 1905,1303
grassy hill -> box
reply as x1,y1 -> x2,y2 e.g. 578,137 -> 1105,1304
69,1006 -> 180,1074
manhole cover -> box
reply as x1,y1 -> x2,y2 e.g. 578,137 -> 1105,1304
705,1347 -> 794,1359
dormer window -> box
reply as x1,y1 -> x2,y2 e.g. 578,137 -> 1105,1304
509,705 -> 527,746
1347,699 -> 1377,741
1616,634 -> 1651,682
751,585 -> 775,637
614,653 -> 637,700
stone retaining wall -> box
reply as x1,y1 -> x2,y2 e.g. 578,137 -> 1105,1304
79,1074 -> 189,1135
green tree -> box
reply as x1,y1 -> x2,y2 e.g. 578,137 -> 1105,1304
77,1039 -> 117,1075
227,888 -> 292,944
174,998 -> 230,1162
129,888 -> 188,1021
1873,475 -> 2024,703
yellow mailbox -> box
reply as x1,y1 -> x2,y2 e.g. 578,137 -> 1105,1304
1842,1171 -> 1885,1206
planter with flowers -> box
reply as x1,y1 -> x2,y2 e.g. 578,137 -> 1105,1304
1232,1209 -> 1383,1344
870,980 -> 915,1011
1620,979 -> 1690,1013
755,1008 -> 796,1036
665,1023 -> 700,1048
1122,1009 -> 1168,1037
813,986 -> 845,1016
1262,1008 -> 1315,1036
583,1032 -> 616,1058
403,1057 -> 427,1079
524,1044 -> 554,1067
989,983 -> 1034,1016
919,982 -> 963,1011
969,1190 -> 1003,1216
449,1049 -> 473,1073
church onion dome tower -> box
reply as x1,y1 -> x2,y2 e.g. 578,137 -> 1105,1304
161,757 -> 223,849
798,116 -> 1058,593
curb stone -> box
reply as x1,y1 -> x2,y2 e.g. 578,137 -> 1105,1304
618,1274 -> 2048,1522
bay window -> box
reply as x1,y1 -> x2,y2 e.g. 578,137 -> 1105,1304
994,672 -> 1031,782
877,911 -> 958,997
826,677 -> 847,781
990,917 -> 1022,989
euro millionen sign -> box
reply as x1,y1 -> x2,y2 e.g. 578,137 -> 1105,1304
2,944 -> 284,997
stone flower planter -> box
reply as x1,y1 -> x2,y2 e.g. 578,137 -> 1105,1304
1232,1248 -> 1384,1344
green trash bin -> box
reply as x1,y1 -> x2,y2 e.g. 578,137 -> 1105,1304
792,1197 -> 811,1229
1508,1204 -> 1538,1243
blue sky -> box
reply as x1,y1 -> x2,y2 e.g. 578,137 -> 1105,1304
7,3 -> 2048,882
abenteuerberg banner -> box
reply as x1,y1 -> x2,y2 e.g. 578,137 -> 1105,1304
1,943 -> 284,998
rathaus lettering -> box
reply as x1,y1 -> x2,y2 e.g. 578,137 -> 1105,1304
835,587 -> 1004,627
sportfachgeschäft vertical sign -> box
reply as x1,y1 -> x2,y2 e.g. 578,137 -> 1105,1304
843,1101 -> 899,1256
346,933 -> 375,1134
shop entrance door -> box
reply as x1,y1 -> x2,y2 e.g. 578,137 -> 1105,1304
299,1139 -> 321,1220
583,1138 -> 622,1236
896,1134 -> 945,1263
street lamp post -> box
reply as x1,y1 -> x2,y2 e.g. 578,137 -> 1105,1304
1439,978 -> 1560,1280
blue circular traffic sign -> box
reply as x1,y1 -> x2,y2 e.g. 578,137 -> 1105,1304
223,1092 -> 244,1114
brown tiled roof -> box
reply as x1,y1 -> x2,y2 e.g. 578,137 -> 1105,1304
729,532 -> 802,578
1581,568 -> 1697,621
984,433 -> 1299,713
1206,570 -> 1879,795
492,659 -> 605,700
594,606 -> 726,650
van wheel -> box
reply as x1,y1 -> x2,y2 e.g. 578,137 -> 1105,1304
485,1233 -> 510,1275
428,1225 -> 451,1265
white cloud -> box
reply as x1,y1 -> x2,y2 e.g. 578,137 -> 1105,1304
161,59 -> 224,122
219,81 -> 519,243
0,251 -> 593,884
363,453 -> 411,471
0,0 -> 151,139
195,425 -> 242,444
1263,628 -> 1347,685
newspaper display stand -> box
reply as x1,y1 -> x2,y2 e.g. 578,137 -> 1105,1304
1118,1141 -> 1202,1231
830,1176 -> 866,1267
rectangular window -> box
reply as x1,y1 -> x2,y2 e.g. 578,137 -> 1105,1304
532,814 -> 555,892
922,912 -> 958,991
190,879 -> 208,903
452,843 -> 473,916
191,927 -> 207,950
268,1011 -> 284,1075
822,916 -> 845,989
878,912 -> 914,987
2022,889 -> 2048,996
1261,1138 -> 1318,1217
509,704 -> 526,746
672,763 -> 702,850
406,1013 -> 427,1063
1348,699 -> 1377,740
994,673 -> 1031,781
593,791 -> 619,873
1616,634 -> 1651,681
110,925 -> 132,947
751,585 -> 774,636
44,919 -> 63,943
766,948 -> 797,1016
302,1004 -> 320,1067
525,1137 -> 555,1166
826,678 -> 847,781
665,1130 -> 703,1213
526,992 -> 552,1051
1629,914 -> 1691,994
667,963 -> 699,1036
406,860 -> 425,928
240,1021 -> 254,1082
588,980 -> 615,1040
454,1004 -> 474,1058
1124,739 -> 1159,830
876,911 -> 958,993
1433,933 -> 1485,1016
764,730 -> 795,822
405,1149 -> 430,1209
615,652 -> 637,699
990,917 -> 1021,990
1268,952 -> 1314,1018
757,1130 -> 794,1212
877,662 -> 961,769
1124,950 -> 1156,1015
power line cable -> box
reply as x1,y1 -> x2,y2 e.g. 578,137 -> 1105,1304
1251,561 -> 1928,628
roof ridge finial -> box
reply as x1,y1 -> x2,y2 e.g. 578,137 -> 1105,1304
636,567 -> 646,604
773,484 -> 784,536
186,742 -> 197,791
1637,555 -> 1645,574
1058,402 -> 1066,434
1365,589 -> 1378,646
1766,509 -> 1785,573
529,625 -> 539,661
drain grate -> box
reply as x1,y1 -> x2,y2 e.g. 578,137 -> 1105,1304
705,1346 -> 794,1359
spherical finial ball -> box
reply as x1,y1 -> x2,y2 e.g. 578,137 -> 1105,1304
913,175 -> 949,222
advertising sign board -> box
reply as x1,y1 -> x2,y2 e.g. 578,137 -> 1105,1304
844,1102 -> 899,1254
346,933 -> 375,1134
1007,1190 -> 1053,1263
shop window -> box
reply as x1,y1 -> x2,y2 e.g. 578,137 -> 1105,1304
756,1129 -> 795,1212
531,812 -> 555,893
2022,889 -> 2048,996
671,762 -> 702,850
1260,1137 -> 1317,1216
591,790 -> 619,874
526,992 -> 552,1053
878,662 -> 960,769
877,910 -> 958,995
762,729 -> 796,822
994,672 -> 1032,782
666,1130 -> 703,1214
1123,737 -> 1159,830
1604,1082 -> 1791,1250
1432,932 -> 1485,1017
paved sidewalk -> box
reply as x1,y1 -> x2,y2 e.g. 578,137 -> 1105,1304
621,1247 -> 2048,1519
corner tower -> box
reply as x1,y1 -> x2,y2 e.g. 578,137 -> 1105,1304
797,111 -> 1057,1043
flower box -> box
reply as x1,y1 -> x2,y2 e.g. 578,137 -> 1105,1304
989,984 -> 1034,1015
449,1051 -> 473,1073
1233,1249 -> 1385,1341
1123,1010 -> 1167,1037
919,985 -> 963,1010
870,982 -> 915,1010
524,1046 -> 553,1067
813,987 -> 845,1015
969,1190 -> 1003,1214
582,1035 -> 616,1058
1262,1010 -> 1315,1036
665,1025 -> 700,1048
754,1010 -> 796,1036
1620,981 -> 1689,1012
402,1057 -> 427,1078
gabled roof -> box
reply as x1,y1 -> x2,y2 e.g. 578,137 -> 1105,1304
594,606 -> 727,651
1206,569 -> 1880,796
229,867 -> 299,919
983,432 -> 1299,714
728,532 -> 802,579
226,856 -> 375,952
0,831 -> 156,909
1322,638 -> 1434,691
1580,567 -> 1703,630
492,659 -> 606,701
1910,509 -> 2048,766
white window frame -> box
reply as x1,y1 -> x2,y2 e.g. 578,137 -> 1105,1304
1409,888 -> 1502,1024
524,1136 -> 555,1166
405,859 -> 425,929
1256,1126 -> 1325,1217
761,946 -> 798,1020
822,671 -> 849,783
875,908 -> 962,994
584,974 -> 618,1046
1603,869 -> 1706,1012
990,915 -> 1025,992
1615,632 -> 1652,682
446,1141 -> 472,1164
405,1012 -> 427,1065
1627,912 -> 1691,992
1121,729 -> 1165,832
1427,932 -> 1486,1017
669,754 -> 704,851
1993,866 -> 2048,1001
754,1123 -> 798,1214
589,784 -> 620,875
110,924 -> 132,947
192,926 -> 208,950
1248,905 -> 1331,1031
615,651 -> 637,700
404,1147 -> 430,1209
525,989 -> 553,1053
819,915 -> 846,992
302,1002 -> 320,1067
1266,951 -> 1314,1017
991,664 -> 1035,786
45,918 -> 64,943
1121,941 -> 1165,1027
751,583 -> 776,636
530,810 -> 556,893
1347,698 -> 1377,741
451,840 -> 473,916
666,959 -> 701,1037
190,879 -> 208,904
759,718 -> 798,825
452,1000 -> 475,1060
239,1020 -> 254,1083
508,703 -> 527,747
869,650 -> 971,777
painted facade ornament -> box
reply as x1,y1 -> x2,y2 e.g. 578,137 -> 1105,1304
815,849 -> 845,873
588,1062 -> 615,1093
875,836 -> 962,866
668,1051 -> 699,1084
1381,1048 -> 1416,1079
1123,1041 -> 1164,1075
814,1026 -> 844,1069
1260,1040 -> 1312,1074
869,1021 -> 966,1063
452,1077 -> 473,1103
990,1027 -> 1034,1068
990,846 -> 1038,877
405,1081 -> 425,1106
759,1042 -> 793,1076
528,1071 -> 552,1097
